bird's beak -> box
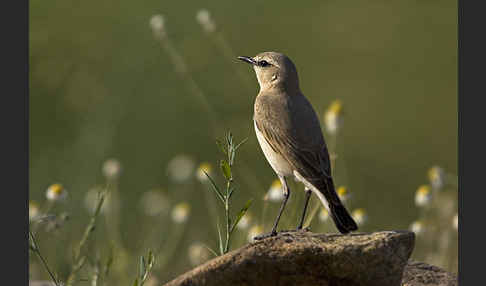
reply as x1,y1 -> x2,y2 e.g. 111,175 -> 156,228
237,56 -> 257,65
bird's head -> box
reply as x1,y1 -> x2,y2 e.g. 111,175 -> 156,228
238,52 -> 300,92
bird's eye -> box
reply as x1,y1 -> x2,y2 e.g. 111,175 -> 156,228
259,60 -> 270,67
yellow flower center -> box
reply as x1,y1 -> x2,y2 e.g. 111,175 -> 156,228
428,167 -> 443,181
198,162 -> 212,173
50,184 -> 64,195
416,185 -> 431,196
271,179 -> 282,188
327,100 -> 343,115
337,186 -> 348,197
353,208 -> 366,217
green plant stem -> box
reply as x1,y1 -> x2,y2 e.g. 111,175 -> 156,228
224,181 -> 231,253
91,259 -> 100,286
30,201 -> 55,234
66,185 -> 108,286
155,27 -> 267,205
224,200 -> 230,253
29,231 -> 60,286
102,179 -> 131,279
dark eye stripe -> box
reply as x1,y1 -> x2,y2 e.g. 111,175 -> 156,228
259,60 -> 270,67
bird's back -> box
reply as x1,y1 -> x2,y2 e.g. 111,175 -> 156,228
254,90 -> 327,154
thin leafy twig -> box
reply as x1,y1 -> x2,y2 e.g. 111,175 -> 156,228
91,257 -> 100,286
204,132 -> 253,255
101,244 -> 114,286
152,15 -> 267,199
66,186 -> 108,286
132,250 -> 155,286
29,230 -> 60,286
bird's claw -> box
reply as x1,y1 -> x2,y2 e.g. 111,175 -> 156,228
296,226 -> 311,232
253,230 -> 277,241
280,227 -> 311,233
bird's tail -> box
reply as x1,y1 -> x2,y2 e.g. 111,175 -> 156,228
328,200 -> 358,234
293,170 -> 358,234
326,178 -> 358,234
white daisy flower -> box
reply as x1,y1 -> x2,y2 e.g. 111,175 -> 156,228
264,180 -> 284,202
171,202 -> 191,223
150,14 -> 166,39
351,208 -> 367,226
428,166 -> 446,190
415,185 -> 432,207
324,100 -> 343,135
46,183 -> 68,202
29,201 -> 40,221
196,9 -> 216,33
337,186 -> 351,203
409,220 -> 425,236
102,158 -> 122,180
139,190 -> 170,217
319,208 -> 329,222
236,212 -> 252,230
167,154 -> 196,183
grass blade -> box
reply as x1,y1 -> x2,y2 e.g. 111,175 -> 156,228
215,139 -> 227,156
147,250 -> 155,269
202,244 -> 218,258
230,199 -> 253,234
204,171 -> 225,203
139,256 -> 146,282
234,137 -> 248,153
228,186 -> 236,200
216,223 -> 224,255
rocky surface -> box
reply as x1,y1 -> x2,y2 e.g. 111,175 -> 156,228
164,230 -> 415,286
402,260 -> 458,286
29,231 -> 459,286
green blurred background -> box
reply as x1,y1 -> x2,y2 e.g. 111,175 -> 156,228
29,0 -> 457,284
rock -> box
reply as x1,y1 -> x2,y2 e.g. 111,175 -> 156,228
164,230 -> 415,286
402,260 -> 458,286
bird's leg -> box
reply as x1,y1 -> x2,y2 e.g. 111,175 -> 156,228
254,176 -> 290,240
270,179 -> 290,234
296,188 -> 312,230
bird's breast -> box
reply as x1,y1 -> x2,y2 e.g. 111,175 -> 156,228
254,120 -> 293,177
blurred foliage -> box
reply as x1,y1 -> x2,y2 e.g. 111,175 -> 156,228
29,0 -> 457,284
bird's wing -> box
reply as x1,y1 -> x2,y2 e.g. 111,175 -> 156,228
254,95 -> 340,205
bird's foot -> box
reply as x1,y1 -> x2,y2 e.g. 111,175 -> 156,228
296,226 -> 311,232
280,227 -> 311,233
253,230 -> 277,240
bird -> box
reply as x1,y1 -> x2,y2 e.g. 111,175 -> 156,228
238,52 -> 358,239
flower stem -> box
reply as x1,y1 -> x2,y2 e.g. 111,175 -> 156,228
224,181 -> 231,253
29,230 -> 60,286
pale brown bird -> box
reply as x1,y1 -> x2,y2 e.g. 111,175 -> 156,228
238,52 -> 358,238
